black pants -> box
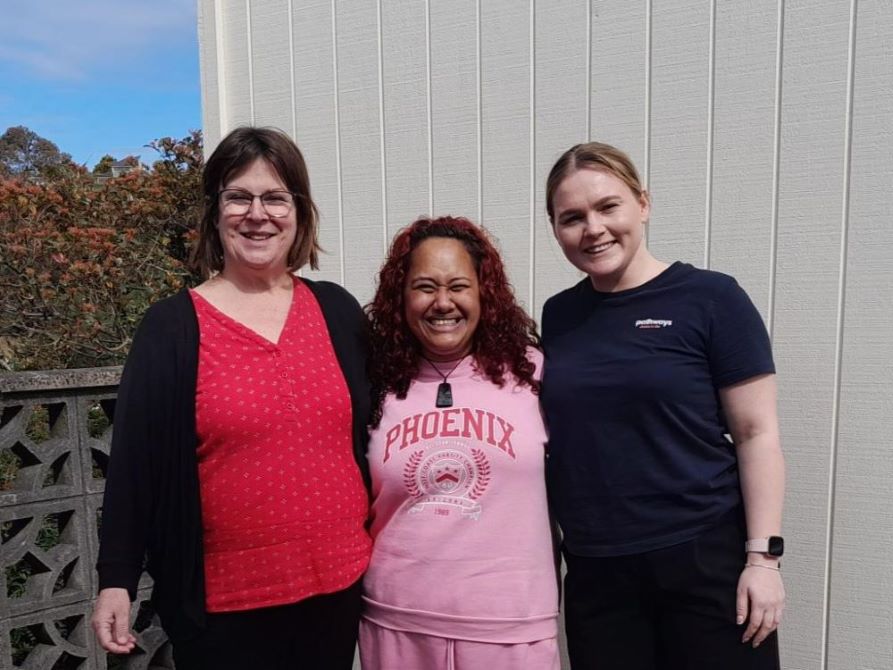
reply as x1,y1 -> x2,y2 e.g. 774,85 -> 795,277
564,513 -> 780,670
171,579 -> 362,670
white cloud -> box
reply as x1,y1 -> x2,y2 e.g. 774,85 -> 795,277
0,0 -> 197,81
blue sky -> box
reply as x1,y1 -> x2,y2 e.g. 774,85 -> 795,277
0,0 -> 201,169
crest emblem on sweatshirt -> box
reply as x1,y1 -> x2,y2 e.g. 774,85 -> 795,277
403,443 -> 491,520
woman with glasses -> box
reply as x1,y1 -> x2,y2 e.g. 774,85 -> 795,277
91,126 -> 372,669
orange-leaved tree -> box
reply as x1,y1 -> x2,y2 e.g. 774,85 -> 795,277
0,131 -> 203,371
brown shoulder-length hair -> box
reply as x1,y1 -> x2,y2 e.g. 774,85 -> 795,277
545,141 -> 647,223
366,216 -> 541,427
190,126 -> 321,277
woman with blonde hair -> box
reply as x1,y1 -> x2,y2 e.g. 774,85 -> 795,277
542,142 -> 785,669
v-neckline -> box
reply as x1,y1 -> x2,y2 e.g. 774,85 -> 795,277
190,276 -> 299,349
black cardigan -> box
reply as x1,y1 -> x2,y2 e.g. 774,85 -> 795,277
96,278 -> 371,641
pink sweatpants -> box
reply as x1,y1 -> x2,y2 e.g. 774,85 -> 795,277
359,619 -> 561,670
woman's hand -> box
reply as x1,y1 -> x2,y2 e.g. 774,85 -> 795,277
91,587 -> 137,654
736,563 -> 785,647
721,374 -> 786,648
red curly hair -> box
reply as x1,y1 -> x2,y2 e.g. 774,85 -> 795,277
366,216 -> 541,427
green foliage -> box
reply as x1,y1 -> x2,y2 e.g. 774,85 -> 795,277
0,449 -> 19,490
0,130 -> 204,370
10,625 -> 39,665
25,405 -> 50,442
0,126 -> 79,181
92,154 -> 117,175
87,402 -> 111,438
147,130 -> 204,262
36,513 -> 63,551
5,557 -> 31,599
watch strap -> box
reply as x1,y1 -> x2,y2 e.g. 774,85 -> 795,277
745,536 -> 784,557
745,538 -> 771,553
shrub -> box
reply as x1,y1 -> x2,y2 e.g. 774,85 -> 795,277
0,132 -> 203,370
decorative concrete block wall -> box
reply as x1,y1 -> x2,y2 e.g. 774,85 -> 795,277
0,370 -> 170,670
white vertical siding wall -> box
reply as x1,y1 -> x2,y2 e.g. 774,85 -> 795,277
532,0 -> 588,315
290,0 -> 343,284
429,0 -> 478,220
773,1 -> 855,666
826,2 -> 893,669
198,1 -> 893,668
647,0 -> 712,266
480,0 -> 534,309
709,0 -> 779,317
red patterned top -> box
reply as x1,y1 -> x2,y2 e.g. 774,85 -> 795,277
190,277 -> 371,612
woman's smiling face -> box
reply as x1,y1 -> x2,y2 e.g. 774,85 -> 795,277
551,167 -> 651,292
217,158 -> 297,273
403,237 -> 481,362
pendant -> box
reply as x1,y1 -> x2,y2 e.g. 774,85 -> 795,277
436,382 -> 453,408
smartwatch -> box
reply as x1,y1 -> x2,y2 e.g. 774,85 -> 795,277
745,536 -> 784,557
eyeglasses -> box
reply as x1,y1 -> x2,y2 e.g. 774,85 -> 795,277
219,189 -> 296,218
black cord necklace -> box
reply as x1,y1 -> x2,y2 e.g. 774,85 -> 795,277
421,355 -> 467,408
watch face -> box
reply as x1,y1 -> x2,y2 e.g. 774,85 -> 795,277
768,536 -> 784,557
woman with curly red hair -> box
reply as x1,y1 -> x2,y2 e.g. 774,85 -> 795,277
360,216 -> 560,669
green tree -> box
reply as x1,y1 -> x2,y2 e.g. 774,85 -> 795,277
92,154 -> 117,175
147,129 -> 204,263
0,126 -> 78,181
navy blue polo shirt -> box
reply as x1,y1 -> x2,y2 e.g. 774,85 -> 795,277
541,262 -> 775,556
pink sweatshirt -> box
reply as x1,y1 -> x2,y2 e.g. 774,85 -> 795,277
362,350 -> 559,643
